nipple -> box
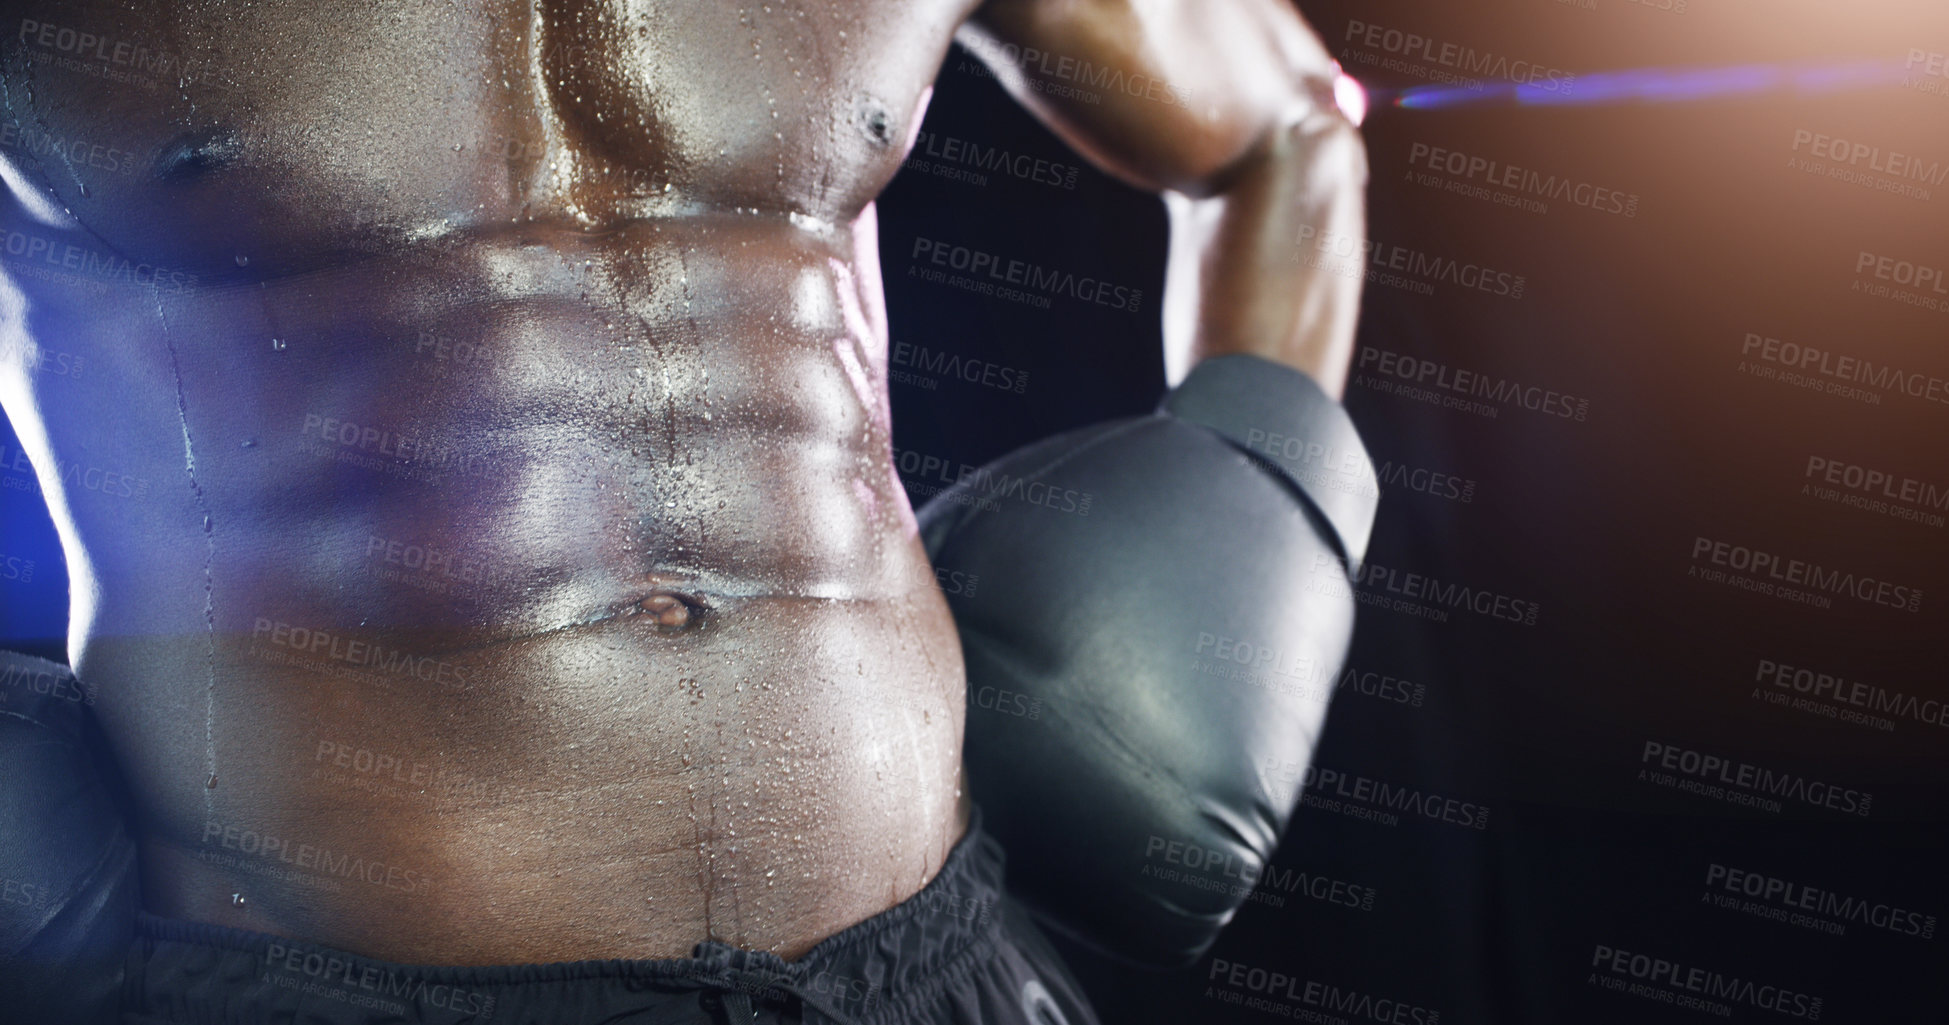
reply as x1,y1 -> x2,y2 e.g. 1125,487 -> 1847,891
854,95 -> 896,148
153,130 -> 242,183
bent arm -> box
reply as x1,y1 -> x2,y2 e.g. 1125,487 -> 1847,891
957,0 -> 1366,398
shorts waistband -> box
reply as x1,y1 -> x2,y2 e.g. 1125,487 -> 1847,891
126,810 -> 1009,1025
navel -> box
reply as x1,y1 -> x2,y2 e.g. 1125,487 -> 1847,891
635,591 -> 707,632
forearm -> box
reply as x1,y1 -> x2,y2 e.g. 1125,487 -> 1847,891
1161,89 -> 1367,400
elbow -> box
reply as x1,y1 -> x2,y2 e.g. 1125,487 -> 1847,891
1169,76 -> 1369,203
1170,104 -> 1368,210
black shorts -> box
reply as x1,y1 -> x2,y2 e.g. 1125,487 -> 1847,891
120,813 -> 1098,1025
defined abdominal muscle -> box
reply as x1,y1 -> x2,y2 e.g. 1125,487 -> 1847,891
34,230 -> 971,963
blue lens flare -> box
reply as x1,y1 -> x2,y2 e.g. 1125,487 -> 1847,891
1390,57 -> 1910,111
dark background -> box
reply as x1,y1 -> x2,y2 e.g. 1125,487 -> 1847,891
5,1 -> 1946,1021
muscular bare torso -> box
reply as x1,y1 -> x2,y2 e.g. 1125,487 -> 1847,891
0,0 -> 983,962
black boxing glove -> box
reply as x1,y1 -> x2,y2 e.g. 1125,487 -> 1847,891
0,650 -> 138,1024
918,354 -> 1377,968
